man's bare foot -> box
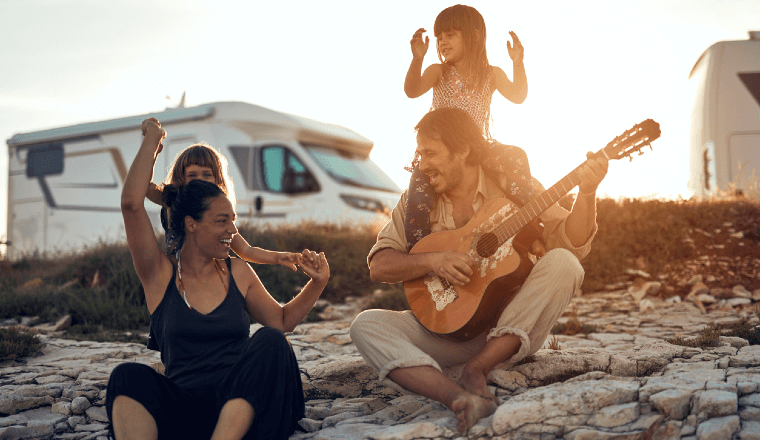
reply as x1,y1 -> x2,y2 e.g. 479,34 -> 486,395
458,366 -> 498,404
450,391 -> 498,432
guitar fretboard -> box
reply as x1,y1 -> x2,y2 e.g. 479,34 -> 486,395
492,168 -> 584,244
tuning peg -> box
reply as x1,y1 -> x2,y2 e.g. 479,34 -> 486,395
638,150 -> 644,156
629,155 -> 633,162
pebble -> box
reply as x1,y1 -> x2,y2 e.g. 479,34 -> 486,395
2,271 -> 760,439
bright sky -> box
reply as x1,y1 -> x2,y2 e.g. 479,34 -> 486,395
2,0 -> 759,252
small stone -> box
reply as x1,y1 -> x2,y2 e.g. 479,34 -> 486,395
740,421 -> 760,440
727,298 -> 752,307
721,336 -> 749,349
649,389 -> 692,420
587,402 -> 639,427
52,401 -> 72,416
71,397 -> 91,415
734,285 -> 752,298
696,390 -> 737,417
85,406 -> 108,423
74,423 -> 108,432
298,418 -> 322,433
68,416 -> 87,427
696,294 -> 716,304
696,415 -> 740,440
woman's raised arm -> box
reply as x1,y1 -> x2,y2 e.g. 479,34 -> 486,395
121,118 -> 173,312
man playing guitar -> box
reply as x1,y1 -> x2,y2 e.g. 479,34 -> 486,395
350,107 -> 609,433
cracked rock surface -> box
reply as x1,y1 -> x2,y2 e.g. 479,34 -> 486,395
3,287 -> 760,439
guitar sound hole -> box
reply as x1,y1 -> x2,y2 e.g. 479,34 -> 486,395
476,232 -> 499,258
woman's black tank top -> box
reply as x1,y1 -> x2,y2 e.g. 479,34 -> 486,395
148,258 -> 251,390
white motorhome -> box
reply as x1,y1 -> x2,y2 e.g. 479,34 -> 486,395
688,31 -> 760,197
6,101 -> 401,259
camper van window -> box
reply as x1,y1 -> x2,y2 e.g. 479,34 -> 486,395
260,146 -> 319,194
229,146 -> 253,190
304,144 -> 401,193
26,143 -> 64,178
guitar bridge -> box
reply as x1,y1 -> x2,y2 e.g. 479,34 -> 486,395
424,273 -> 458,311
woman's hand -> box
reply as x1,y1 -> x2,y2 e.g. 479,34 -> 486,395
141,118 -> 166,155
297,250 -> 329,286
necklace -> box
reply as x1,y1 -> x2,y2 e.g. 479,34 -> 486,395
176,252 -> 228,310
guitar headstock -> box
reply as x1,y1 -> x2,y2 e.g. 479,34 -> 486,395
601,119 -> 661,161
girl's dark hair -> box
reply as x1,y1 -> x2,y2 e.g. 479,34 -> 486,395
434,5 -> 490,91
161,179 -> 225,254
414,107 -> 488,166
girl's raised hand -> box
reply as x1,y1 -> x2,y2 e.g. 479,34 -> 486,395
507,31 -> 524,63
410,28 -> 430,60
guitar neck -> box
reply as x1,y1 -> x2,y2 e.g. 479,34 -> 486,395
494,165 -> 585,241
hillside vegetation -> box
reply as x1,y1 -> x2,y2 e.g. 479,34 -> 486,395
1,197 -> 758,342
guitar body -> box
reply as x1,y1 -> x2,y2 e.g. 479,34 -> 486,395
404,198 -> 539,341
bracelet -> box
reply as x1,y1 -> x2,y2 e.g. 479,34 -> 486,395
578,189 -> 597,197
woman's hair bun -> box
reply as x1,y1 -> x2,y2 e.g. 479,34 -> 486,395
161,183 -> 182,208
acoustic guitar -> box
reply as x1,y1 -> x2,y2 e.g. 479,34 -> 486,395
404,119 -> 661,341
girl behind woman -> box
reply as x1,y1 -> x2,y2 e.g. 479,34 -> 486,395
108,118 -> 329,440
146,143 -> 300,268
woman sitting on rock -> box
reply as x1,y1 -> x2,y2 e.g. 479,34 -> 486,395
106,118 -> 330,440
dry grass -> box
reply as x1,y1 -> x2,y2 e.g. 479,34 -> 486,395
0,326 -> 44,360
547,335 -> 562,351
551,308 -> 599,336
1,197 -> 758,342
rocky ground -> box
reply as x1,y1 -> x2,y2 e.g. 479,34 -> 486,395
2,222 -> 760,440
1,282 -> 760,440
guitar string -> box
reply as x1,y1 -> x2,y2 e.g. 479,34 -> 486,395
475,131 -> 653,254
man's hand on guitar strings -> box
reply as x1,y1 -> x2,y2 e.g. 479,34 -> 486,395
577,152 -> 609,194
428,250 -> 474,286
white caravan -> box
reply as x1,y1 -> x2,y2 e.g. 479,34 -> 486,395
688,31 -> 760,197
6,101 -> 401,259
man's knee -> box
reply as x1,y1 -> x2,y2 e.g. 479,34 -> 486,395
349,310 -> 375,343
541,248 -> 584,288
350,309 -> 395,353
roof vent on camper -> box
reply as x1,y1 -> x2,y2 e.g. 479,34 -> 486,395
749,31 -> 760,40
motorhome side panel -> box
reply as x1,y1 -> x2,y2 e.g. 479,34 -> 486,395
689,36 -> 760,196
718,41 -> 760,189
8,135 -> 137,258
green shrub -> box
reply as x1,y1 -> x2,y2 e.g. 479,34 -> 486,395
0,326 -> 44,360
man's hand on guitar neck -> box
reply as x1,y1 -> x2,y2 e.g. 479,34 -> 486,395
369,248 -> 474,287
577,152 -> 609,194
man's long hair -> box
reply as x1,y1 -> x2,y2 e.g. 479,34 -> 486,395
413,108 -> 488,167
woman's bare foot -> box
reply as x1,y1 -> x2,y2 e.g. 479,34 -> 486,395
458,366 -> 498,404
450,391 -> 498,432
